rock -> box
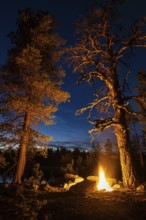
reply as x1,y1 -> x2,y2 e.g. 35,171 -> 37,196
136,185 -> 145,192
27,176 -> 36,184
106,177 -> 117,186
39,183 -> 48,190
23,182 -> 35,190
113,184 -> 121,190
64,175 -> 84,191
44,184 -> 64,192
64,181 -> 76,191
87,176 -> 99,182
74,175 -> 84,184
69,180 -> 96,194
65,173 -> 75,181
41,180 -> 48,185
140,181 -> 146,188
33,183 -> 39,191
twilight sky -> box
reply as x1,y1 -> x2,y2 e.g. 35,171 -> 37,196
0,0 -> 146,148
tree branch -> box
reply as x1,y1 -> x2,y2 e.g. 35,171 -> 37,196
117,103 -> 146,118
76,96 -> 109,116
89,117 -> 119,132
123,95 -> 146,112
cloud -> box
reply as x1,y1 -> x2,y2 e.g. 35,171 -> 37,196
49,140 -> 91,151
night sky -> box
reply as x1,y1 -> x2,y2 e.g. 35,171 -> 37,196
0,0 -> 146,148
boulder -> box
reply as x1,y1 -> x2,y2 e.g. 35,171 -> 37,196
113,184 -> 121,190
32,183 -> 39,191
65,173 -> 75,181
64,181 -> 76,191
87,176 -> 99,182
64,175 -> 84,191
136,184 -> 145,192
106,177 -> 117,186
41,180 -> 48,185
69,180 -> 96,194
74,175 -> 84,184
43,184 -> 64,192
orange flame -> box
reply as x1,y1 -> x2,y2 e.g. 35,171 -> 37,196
97,167 -> 113,192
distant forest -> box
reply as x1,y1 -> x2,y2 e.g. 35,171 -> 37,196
1,137 -> 146,184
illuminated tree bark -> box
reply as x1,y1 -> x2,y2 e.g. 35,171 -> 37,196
0,9 -> 70,184
67,0 -> 146,188
116,124 -> 136,187
13,113 -> 30,184
105,64 -> 137,187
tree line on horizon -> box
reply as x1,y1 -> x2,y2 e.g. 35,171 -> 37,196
1,137 -> 146,183
0,0 -> 146,188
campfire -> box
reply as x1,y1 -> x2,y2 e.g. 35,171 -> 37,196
97,167 -> 113,192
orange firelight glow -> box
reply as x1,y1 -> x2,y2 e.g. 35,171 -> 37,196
97,167 -> 113,192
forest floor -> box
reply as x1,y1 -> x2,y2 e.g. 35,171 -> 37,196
0,183 -> 146,220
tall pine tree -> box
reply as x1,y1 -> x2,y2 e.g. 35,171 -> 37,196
0,9 -> 70,183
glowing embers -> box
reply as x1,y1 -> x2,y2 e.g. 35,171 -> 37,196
97,167 -> 113,192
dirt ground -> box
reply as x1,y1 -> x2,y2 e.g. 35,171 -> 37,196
38,191 -> 146,220
0,186 -> 146,220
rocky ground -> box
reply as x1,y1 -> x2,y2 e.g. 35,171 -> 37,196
0,180 -> 146,220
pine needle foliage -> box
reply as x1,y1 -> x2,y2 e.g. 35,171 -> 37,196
0,9 -> 70,183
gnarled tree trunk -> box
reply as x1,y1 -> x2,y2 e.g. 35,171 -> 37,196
13,113 -> 30,184
110,71 -> 138,188
115,108 -> 137,188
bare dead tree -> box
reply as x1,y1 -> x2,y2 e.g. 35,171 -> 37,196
67,0 -> 146,188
